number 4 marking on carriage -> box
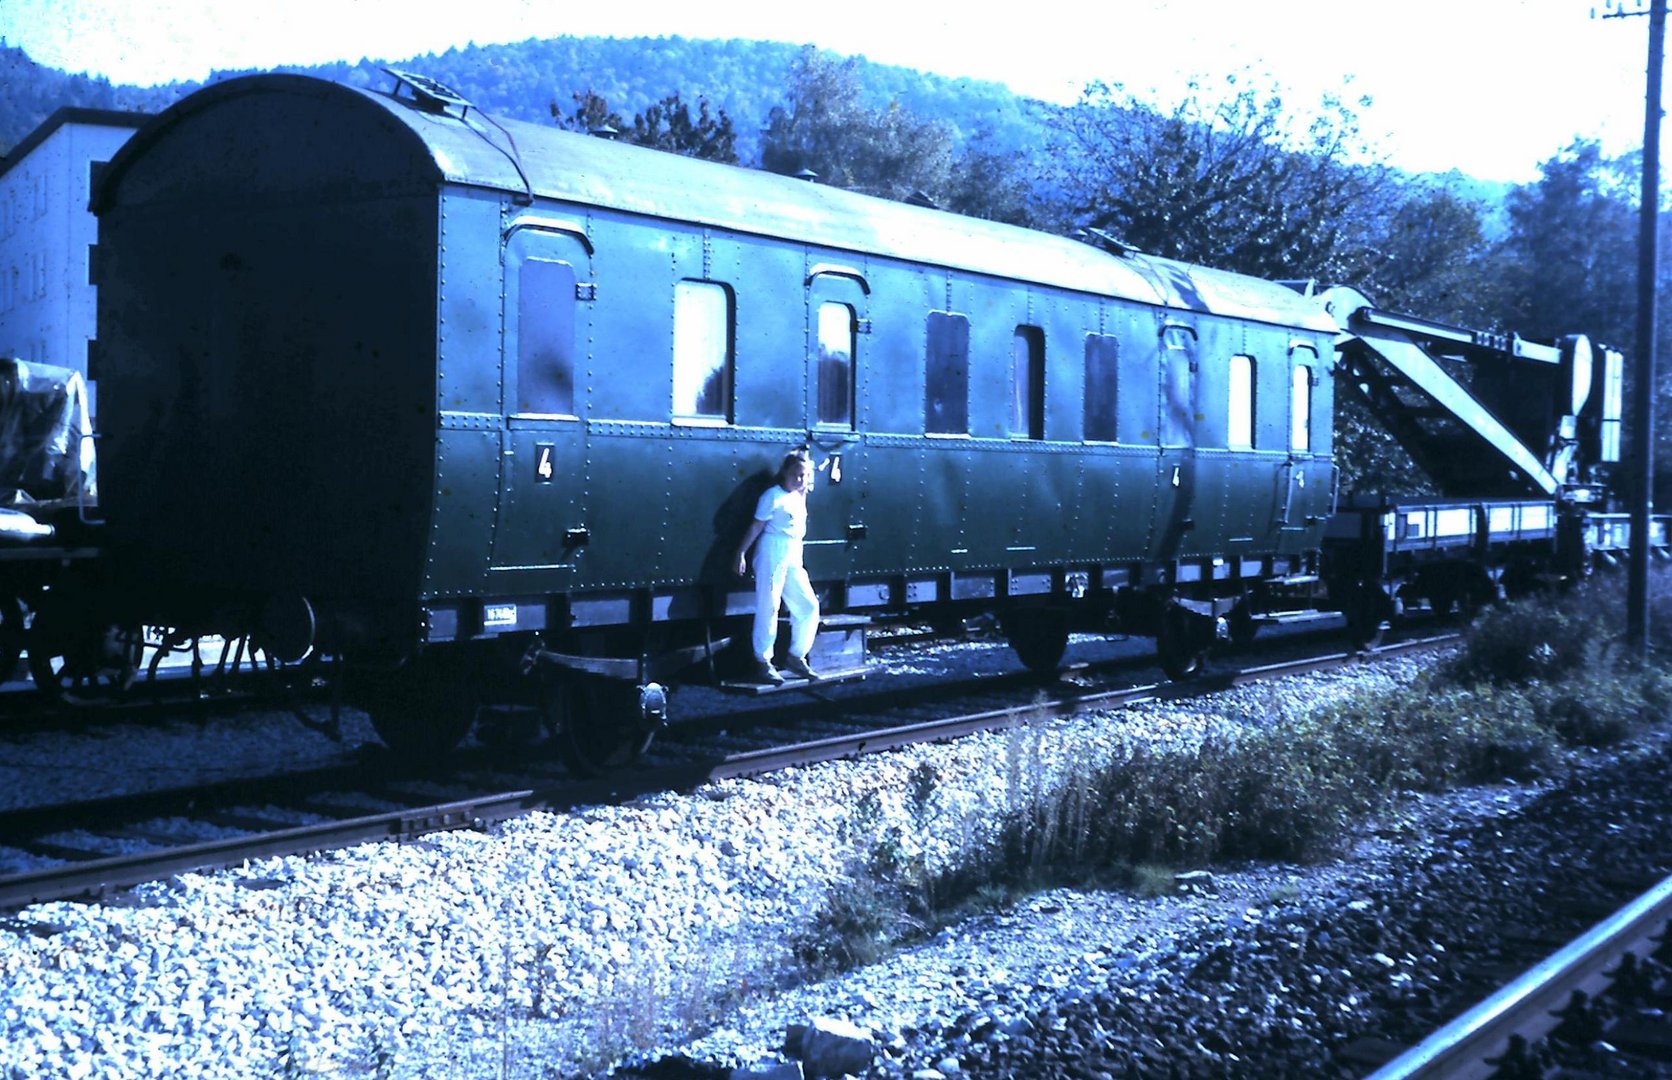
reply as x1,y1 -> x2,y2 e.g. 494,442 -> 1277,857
535,443 -> 556,484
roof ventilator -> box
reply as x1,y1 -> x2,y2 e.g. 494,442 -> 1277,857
1075,227 -> 1141,257
384,68 -> 475,117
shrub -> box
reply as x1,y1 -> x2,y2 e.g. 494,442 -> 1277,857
790,572 -> 1672,983
1441,581 -> 1617,686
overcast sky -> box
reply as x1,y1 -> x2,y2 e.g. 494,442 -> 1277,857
0,0 -> 1660,183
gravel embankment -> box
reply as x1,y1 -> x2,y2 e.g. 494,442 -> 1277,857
4,648 -> 1664,1079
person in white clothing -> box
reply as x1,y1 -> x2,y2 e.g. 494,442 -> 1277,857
735,450 -> 821,684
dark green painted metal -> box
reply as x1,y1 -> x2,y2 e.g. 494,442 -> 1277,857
96,83 -> 438,645
95,73 -> 1343,660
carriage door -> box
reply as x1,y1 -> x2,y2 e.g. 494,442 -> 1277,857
1278,343 -> 1322,531
803,266 -> 868,584
1153,321 -> 1200,561
489,223 -> 593,589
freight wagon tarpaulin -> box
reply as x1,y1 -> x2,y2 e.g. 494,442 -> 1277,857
0,358 -> 97,508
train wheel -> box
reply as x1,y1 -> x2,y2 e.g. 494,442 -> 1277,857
1430,586 -> 1464,623
1345,584 -> 1389,648
26,603 -> 138,706
357,656 -> 479,759
1001,611 -> 1069,674
0,595 -> 23,683
1157,606 -> 1208,681
546,680 -> 656,776
1227,602 -> 1259,649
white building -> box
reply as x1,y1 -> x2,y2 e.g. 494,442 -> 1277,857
0,107 -> 148,411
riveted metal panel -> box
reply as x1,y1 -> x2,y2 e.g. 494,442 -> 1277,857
1072,443 -> 1158,565
1010,571 -> 1051,596
585,216 -> 675,425
96,85 -> 438,623
862,262 -> 939,436
904,576 -> 943,604
1253,327 -> 1292,452
426,428 -> 499,596
732,239 -> 803,431
1036,291 -> 1089,443
961,277 -> 1028,441
919,444 -> 969,572
578,427 -> 671,589
848,581 -> 893,608
437,189 -> 504,414
852,440 -> 926,577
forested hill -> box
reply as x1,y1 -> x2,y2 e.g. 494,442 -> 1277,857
0,35 -> 1052,163
0,42 -> 178,147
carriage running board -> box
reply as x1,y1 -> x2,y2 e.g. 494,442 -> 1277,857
718,666 -> 868,696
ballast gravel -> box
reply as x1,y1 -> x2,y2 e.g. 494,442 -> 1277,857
0,649 -> 1653,1078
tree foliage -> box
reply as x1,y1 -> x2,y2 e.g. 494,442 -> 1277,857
1499,140 -> 1639,351
0,42 -> 176,153
551,89 -> 625,136
760,47 -> 954,202
938,127 -> 1043,228
757,47 -> 1041,224
1494,140 -> 1672,502
1050,75 -> 1392,282
1356,185 -> 1506,326
552,89 -> 738,163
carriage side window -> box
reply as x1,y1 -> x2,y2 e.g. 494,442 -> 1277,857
1083,333 -> 1119,442
673,280 -> 734,423
816,301 -> 855,428
1010,325 -> 1045,440
1291,364 -> 1312,452
1228,354 -> 1255,449
925,311 -> 969,435
516,258 -> 577,415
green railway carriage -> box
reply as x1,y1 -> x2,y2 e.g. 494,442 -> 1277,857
91,72 -> 1337,755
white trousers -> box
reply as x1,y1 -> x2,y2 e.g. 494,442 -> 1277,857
752,533 -> 819,663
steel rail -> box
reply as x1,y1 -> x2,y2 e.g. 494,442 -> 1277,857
0,634 -> 1456,911
693,635 -> 1459,780
1367,872 -> 1672,1080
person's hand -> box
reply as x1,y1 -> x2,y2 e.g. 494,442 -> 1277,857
735,551 -> 748,577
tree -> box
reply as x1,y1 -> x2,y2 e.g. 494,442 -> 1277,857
628,93 -> 738,163
551,90 -> 624,137
1360,184 -> 1507,326
1049,75 -> 1392,283
1496,141 -> 1672,504
940,127 -> 1041,228
1498,140 -> 1638,351
760,46 -> 953,203
551,89 -> 738,164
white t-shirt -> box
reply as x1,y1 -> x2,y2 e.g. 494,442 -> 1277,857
754,485 -> 807,540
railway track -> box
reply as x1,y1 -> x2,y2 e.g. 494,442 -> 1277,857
0,631 -> 1457,912
1367,872 -> 1672,1079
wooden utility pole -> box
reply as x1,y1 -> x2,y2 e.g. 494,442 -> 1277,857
1608,0 -> 1666,652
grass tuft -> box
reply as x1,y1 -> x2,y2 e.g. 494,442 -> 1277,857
792,573 -> 1672,979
